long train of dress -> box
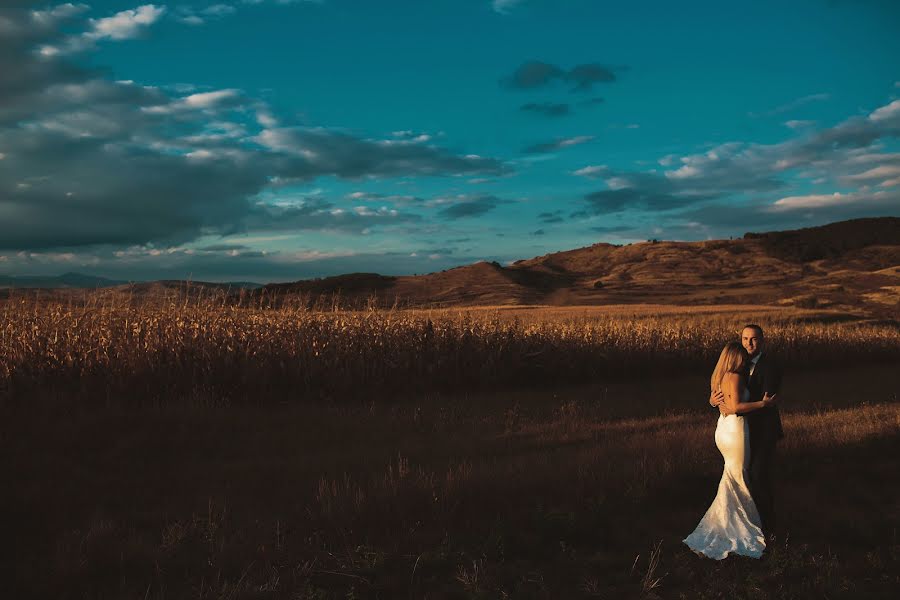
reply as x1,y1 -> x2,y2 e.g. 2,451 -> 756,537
683,409 -> 766,559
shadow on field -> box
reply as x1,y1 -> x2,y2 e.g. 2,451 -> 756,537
2,365 -> 898,598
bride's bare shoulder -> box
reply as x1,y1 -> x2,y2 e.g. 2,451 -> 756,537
722,372 -> 741,387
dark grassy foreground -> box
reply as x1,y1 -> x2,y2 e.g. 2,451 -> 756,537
3,364 -> 898,599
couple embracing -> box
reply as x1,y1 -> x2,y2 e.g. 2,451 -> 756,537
684,324 -> 783,559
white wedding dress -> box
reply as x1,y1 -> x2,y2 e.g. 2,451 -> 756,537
683,388 -> 766,559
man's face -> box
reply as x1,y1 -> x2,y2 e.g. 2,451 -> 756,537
741,327 -> 764,357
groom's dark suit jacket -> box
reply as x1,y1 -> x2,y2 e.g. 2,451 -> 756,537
745,353 -> 783,443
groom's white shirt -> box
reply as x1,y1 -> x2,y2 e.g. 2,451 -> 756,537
749,352 -> 762,377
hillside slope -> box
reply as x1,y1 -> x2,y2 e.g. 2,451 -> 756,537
254,217 -> 900,314
6,218 -> 898,315
248,217 -> 900,314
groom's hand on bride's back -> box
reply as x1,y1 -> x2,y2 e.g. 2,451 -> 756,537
710,390 -> 730,416
709,389 -> 725,407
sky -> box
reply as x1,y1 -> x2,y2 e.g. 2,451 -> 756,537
1,0 -> 899,283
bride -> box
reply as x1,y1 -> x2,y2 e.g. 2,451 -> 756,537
683,341 -> 775,559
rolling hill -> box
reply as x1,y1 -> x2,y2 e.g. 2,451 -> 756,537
0,272 -> 127,289
255,217 -> 900,314
4,218 -> 898,315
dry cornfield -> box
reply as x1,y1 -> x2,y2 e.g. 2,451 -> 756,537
1,296 -> 898,407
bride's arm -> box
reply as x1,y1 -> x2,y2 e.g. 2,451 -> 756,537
736,391 -> 776,414
721,374 -> 773,415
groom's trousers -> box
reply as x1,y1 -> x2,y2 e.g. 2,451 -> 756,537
748,438 -> 777,537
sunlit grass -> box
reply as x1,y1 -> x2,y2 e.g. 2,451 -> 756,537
2,296 -> 897,406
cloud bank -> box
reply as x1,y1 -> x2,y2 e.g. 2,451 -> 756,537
570,96 -> 900,229
0,3 -> 509,252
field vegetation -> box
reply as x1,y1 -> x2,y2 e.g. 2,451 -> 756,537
2,297 -> 898,598
2,294 -> 898,407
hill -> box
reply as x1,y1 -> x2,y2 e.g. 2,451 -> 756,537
4,218 -> 898,315
254,217 -> 900,315
0,272 -> 126,289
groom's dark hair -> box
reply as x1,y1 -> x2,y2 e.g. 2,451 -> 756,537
742,324 -> 764,337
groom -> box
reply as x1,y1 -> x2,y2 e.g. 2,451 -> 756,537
711,324 -> 783,541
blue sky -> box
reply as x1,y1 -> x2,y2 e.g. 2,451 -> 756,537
1,0 -> 899,282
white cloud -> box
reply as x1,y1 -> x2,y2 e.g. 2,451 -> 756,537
843,165 -> 900,182
380,133 -> 432,146
771,192 -> 849,210
558,135 -> 593,148
492,0 -> 524,14
177,15 -> 204,26
37,4 -> 167,55
174,3 -> 238,26
665,165 -> 700,180
31,3 -> 90,26
282,249 -> 356,262
603,177 -> 630,190
869,99 -> 900,124
386,130 -> 433,144
256,110 -> 278,128
143,89 -> 242,114
785,120 -> 815,129
185,149 -> 215,160
353,206 -> 398,217
767,189 -> 899,216
844,151 -> 900,166
86,5 -> 166,41
250,127 -> 506,179
184,89 -> 240,108
181,121 -> 247,144
573,165 -> 607,178
205,4 -> 238,16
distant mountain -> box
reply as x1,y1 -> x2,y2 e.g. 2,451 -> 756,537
110,280 -> 263,297
0,272 -> 127,289
253,217 -> 900,315
0,273 -> 262,291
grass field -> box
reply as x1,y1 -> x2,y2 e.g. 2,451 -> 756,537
2,299 -> 898,406
2,302 -> 898,598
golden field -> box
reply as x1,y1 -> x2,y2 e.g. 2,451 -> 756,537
2,297 -> 898,407
1,300 -> 898,598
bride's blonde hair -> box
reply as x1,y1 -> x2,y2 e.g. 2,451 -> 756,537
710,341 -> 749,392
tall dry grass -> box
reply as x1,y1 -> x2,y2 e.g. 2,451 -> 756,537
1,295 -> 897,406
